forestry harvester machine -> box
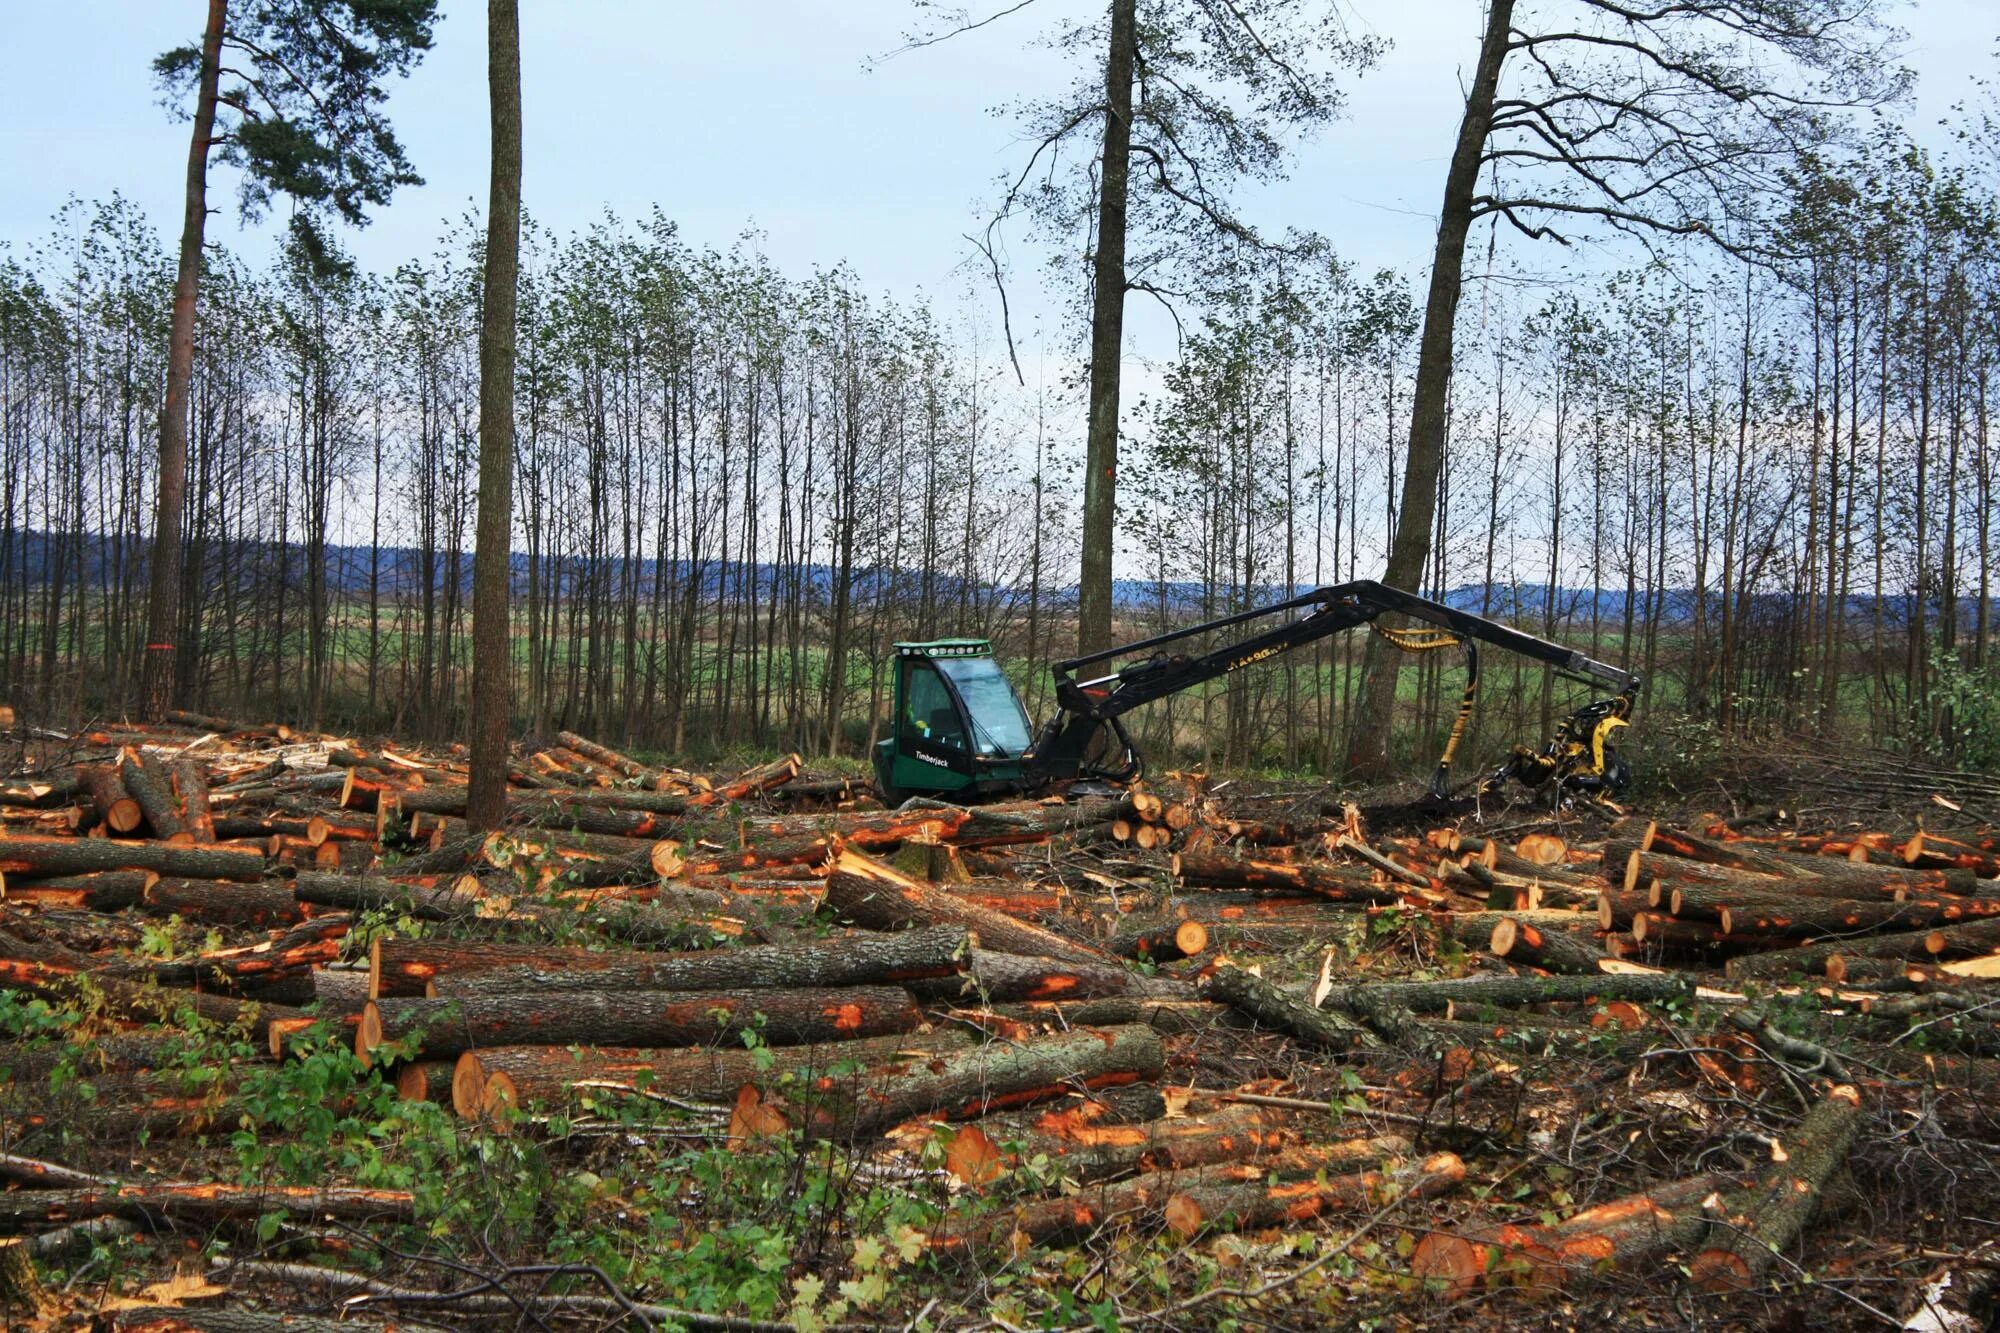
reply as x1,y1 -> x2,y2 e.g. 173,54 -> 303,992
873,579 -> 1642,807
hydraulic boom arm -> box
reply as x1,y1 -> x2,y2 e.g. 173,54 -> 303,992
1027,580 -> 1641,795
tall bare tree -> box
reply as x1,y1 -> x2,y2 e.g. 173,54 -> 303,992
898,0 -> 1378,654
1345,0 -> 1908,778
468,0 -> 523,830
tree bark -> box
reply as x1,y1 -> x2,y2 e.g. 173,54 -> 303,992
456,1031 -> 976,1124
0,1182 -> 413,1230
467,0 -> 523,831
141,0 -> 228,719
1488,916 -> 1610,976
1321,970 -> 1693,1014
420,925 -> 969,998
0,871 -> 153,911
810,1023 -> 1163,1139
821,850 -> 1112,965
1172,849 -> 1404,905
1199,964 -> 1382,1052
1076,0 -> 1137,656
143,877 -> 305,928
120,750 -> 189,843
0,836 -> 262,880
1347,0 -> 1515,775
1689,1085 -> 1865,1291
357,985 -> 924,1064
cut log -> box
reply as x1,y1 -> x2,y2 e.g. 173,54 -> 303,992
120,749 -> 189,843
985,998 -> 1235,1035
937,1142 -> 1451,1251
1643,824 -> 1809,877
461,1030 -> 976,1124
1440,908 -> 1584,951
807,1023 -> 1164,1138
291,871 -> 485,920
1514,833 -> 1569,867
1724,927 -> 1941,981
821,848 -> 1112,965
1199,964 -> 1380,1052
1488,916 -> 1610,976
0,1236 -> 45,1319
1107,918 -> 1208,963
357,985 -> 924,1065
1597,888 -> 1653,932
0,836 -> 263,881
740,808 -> 969,849
0,870 -> 152,911
912,947 -> 1168,1004
4,1070 -> 245,1140
1689,1085 -> 1866,1291
554,730 -> 655,781
80,765 -> 143,835
0,1181 -> 414,1229
395,1062 -> 455,1103
1158,1151 -> 1464,1239
169,756 -> 216,844
418,925 -> 970,998
1713,891 -> 2000,937
1320,970 -> 1695,1015
957,1102 -> 1305,1185
704,754 -> 802,803
1172,849 -> 1402,905
143,878 -> 306,928
1412,1173 -> 1725,1294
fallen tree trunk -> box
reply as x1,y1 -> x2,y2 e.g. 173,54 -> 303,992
1411,1172 -> 1727,1293
739,809 -> 969,849
80,765 -> 143,835
0,1182 -> 414,1230
291,871 -> 484,920
120,749 -> 189,843
1688,1085 -> 1866,1291
143,878 -> 306,929
1172,849 -> 1403,905
421,925 -> 970,998
1106,918 -> 1208,963
457,1030 -> 976,1123
0,870 -> 152,911
170,756 -> 216,844
357,985 -> 924,1064
911,948 -> 1172,1004
1488,916 -> 1611,976
936,1151 -> 1462,1251
806,1024 -> 1165,1139
1318,970 -> 1694,1015
821,849 -> 1112,965
1199,965 -> 1381,1052
0,836 -> 263,881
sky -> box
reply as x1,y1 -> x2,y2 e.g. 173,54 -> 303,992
1,0 -> 1994,368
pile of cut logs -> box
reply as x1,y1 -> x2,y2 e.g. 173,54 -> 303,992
1,714 -> 1997,1328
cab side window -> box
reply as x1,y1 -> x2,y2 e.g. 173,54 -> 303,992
902,662 -> 965,749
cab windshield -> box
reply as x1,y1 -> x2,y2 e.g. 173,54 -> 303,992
934,655 -> 1033,757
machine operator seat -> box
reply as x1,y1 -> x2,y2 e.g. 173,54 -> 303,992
927,707 -> 967,750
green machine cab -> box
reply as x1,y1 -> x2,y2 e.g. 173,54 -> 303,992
873,639 -> 1037,803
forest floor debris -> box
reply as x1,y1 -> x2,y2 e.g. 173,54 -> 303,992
1,713 -> 1997,1329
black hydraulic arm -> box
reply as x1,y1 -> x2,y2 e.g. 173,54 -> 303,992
1026,580 -> 1641,782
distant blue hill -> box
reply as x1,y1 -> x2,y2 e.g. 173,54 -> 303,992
5,529 -> 1975,626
